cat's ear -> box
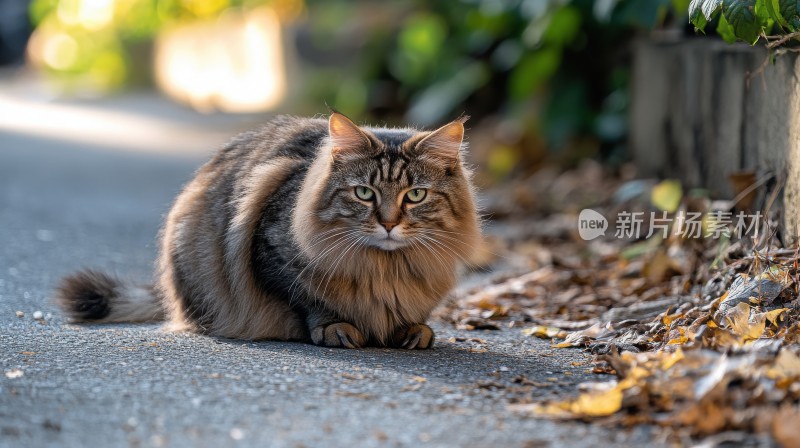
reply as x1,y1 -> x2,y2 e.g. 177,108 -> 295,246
414,118 -> 466,165
329,112 -> 370,158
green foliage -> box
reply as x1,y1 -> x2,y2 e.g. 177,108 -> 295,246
28,0 -> 685,163
689,0 -> 800,43
778,0 -> 800,29
301,0 -> 686,162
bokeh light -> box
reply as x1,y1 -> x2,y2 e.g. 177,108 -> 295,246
26,0 -> 295,110
154,6 -> 287,113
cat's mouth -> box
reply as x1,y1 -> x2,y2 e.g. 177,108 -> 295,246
371,236 -> 407,251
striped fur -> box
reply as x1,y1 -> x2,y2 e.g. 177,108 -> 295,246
56,113 -> 481,348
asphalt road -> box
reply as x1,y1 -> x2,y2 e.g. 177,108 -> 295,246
0,128 -> 658,447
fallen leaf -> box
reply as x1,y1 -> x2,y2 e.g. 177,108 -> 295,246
521,326 -> 567,339
725,302 -> 765,341
719,274 -> 786,314
568,384 -> 623,417
660,348 -> 685,370
766,349 -> 800,382
525,383 -> 623,418
651,179 -> 682,212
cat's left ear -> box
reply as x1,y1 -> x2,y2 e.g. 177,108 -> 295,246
414,118 -> 467,165
329,112 -> 371,159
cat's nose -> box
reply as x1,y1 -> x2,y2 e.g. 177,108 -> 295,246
381,221 -> 398,232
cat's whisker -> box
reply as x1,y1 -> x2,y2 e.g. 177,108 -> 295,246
278,228 -> 354,274
424,229 -> 509,262
430,237 -> 473,265
407,239 -> 439,273
317,235 -> 368,300
412,236 -> 451,268
320,236 -> 367,300
414,231 -> 469,253
280,231 -> 347,273
417,235 -> 472,267
423,228 -> 468,236
287,233 -> 358,306
307,233 -> 361,281
291,234 -> 357,300
419,229 -> 494,258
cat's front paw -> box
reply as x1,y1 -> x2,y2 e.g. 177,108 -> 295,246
393,324 -> 435,350
311,322 -> 366,349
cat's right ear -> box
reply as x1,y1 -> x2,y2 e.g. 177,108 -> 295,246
329,112 -> 371,159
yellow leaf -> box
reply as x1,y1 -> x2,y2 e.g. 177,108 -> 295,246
766,349 -> 800,381
522,326 -> 567,339
662,310 -> 681,326
660,348 -> 685,370
651,179 -> 683,212
667,327 -> 689,345
755,308 -> 789,328
487,145 -> 519,179
515,402 -> 571,418
568,385 -> 624,417
726,302 -> 765,341
525,385 -> 624,419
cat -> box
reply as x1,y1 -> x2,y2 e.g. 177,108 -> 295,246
56,112 -> 481,349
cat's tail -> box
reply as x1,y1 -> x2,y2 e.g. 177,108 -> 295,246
55,269 -> 166,323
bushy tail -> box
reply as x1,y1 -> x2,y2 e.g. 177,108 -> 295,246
55,270 -> 165,323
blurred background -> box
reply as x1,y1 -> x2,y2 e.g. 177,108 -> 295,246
0,0 -> 696,184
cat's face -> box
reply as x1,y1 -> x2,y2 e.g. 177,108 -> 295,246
307,113 -> 479,260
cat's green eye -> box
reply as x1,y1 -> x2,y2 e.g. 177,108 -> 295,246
405,188 -> 427,203
355,186 -> 375,201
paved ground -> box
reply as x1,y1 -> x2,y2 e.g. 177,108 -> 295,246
0,107 -> 659,447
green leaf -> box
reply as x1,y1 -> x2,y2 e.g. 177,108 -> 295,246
717,14 -> 739,42
778,0 -> 800,30
690,8 -> 709,30
689,0 -> 722,30
398,14 -> 447,60
722,0 -> 763,44
542,6 -> 581,46
764,0 -> 789,30
756,0 -> 776,29
508,48 -> 561,99
703,0 -> 725,16
673,0 -> 692,16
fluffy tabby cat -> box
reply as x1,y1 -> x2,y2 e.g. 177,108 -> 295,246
56,113 -> 480,349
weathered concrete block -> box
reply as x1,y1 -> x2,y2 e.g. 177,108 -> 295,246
631,38 -> 800,240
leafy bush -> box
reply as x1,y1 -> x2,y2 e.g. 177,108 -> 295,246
299,0 -> 688,165
689,0 -> 800,44
26,0 -> 688,166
